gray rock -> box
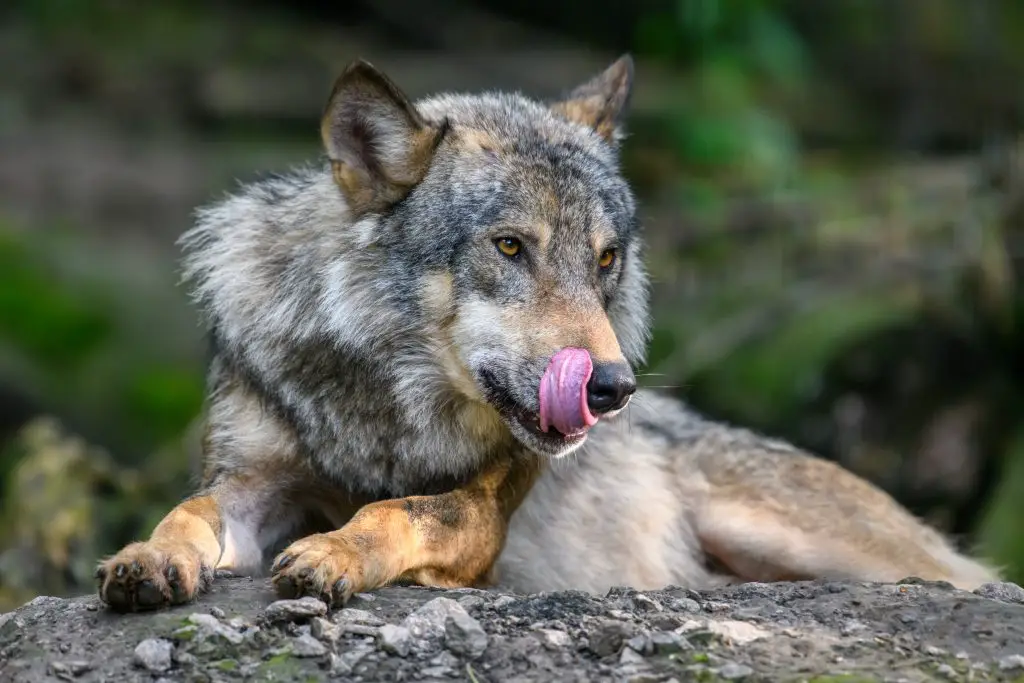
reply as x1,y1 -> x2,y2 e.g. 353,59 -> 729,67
587,619 -> 634,658
975,582 -> 1024,605
208,606 -> 226,619
378,624 -> 412,657
332,607 -> 386,627
263,597 -> 328,622
132,638 -> 173,673
458,595 -> 486,611
664,597 -> 701,613
403,597 -> 468,646
445,610 -> 489,659
311,616 -> 342,642
626,634 -> 652,655
650,630 -> 685,654
719,662 -> 755,680
7,575 -> 1024,682
629,593 -> 663,612
492,595 -> 517,609
292,633 -> 328,658
998,654 -> 1024,671
421,665 -> 455,677
936,664 -> 957,678
48,660 -> 93,677
178,612 -> 243,645
535,628 -> 573,651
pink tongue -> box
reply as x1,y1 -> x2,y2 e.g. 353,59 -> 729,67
539,348 -> 598,436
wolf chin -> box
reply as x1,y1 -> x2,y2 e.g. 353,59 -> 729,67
95,55 -> 998,613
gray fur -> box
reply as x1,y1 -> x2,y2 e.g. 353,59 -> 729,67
181,82 -> 645,495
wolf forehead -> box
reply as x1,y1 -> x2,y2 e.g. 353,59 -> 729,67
406,92 -> 638,242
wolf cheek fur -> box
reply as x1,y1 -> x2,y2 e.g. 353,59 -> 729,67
96,55 -> 999,613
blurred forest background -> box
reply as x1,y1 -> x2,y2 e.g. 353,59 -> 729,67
1,0 -> 1023,610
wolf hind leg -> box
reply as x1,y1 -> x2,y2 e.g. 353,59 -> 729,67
97,472 -> 302,612
695,456 -> 999,590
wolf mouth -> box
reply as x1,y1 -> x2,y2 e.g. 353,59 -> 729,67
478,369 -> 590,445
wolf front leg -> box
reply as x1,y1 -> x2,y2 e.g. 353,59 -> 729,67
97,472 -> 300,612
270,456 -> 543,605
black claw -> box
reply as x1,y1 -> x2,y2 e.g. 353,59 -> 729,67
198,565 -> 214,592
95,566 -> 107,580
130,560 -> 144,577
114,564 -> 127,579
166,564 -> 179,581
274,554 -> 294,572
332,578 -> 349,605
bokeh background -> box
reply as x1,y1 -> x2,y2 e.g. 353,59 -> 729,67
1,0 -> 1023,609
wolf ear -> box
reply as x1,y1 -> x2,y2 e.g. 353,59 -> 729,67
321,60 -> 446,215
551,54 -> 634,144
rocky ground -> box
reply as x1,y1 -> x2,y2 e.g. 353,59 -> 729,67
1,577 -> 1023,682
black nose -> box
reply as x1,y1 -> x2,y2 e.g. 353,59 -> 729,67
586,362 -> 637,415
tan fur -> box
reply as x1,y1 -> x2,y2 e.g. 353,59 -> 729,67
551,55 -> 634,142
526,296 -> 625,363
497,392 -> 999,595
96,496 -> 222,611
322,62 -> 447,215
271,457 -> 544,603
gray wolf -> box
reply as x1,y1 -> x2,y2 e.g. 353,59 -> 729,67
96,55 -> 998,612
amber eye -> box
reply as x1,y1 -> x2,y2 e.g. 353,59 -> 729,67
598,248 -> 617,269
496,237 -> 522,258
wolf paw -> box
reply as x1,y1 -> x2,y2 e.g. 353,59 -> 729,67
271,533 -> 375,606
96,541 -> 213,612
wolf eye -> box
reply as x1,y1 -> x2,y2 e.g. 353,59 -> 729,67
598,248 -> 617,269
495,237 -> 522,258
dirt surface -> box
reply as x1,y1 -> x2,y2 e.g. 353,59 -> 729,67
1,577 -> 1022,682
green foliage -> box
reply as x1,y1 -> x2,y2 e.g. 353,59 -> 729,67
978,429 -> 1024,584
636,0 -> 807,190
0,234 -> 113,371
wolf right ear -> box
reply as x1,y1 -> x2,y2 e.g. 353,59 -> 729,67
321,61 -> 447,215
551,55 -> 634,145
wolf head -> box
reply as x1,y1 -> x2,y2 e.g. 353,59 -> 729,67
316,56 -> 650,458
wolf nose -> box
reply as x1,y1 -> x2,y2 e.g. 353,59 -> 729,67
586,362 -> 636,415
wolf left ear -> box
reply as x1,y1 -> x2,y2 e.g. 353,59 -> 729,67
551,54 -> 634,144
321,60 -> 447,215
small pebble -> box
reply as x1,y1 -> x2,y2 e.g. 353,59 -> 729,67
133,638 -> 173,673
975,582 -> 1024,604
292,633 -> 328,658
333,608 -> 385,627
587,619 -> 633,658
311,617 -> 342,642
445,611 -> 489,659
378,624 -> 412,657
48,661 -> 93,678
209,606 -> 226,619
719,662 -> 754,680
535,628 -> 572,651
650,631 -> 685,654
999,654 -> 1024,671
492,596 -> 517,609
263,597 -> 328,622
